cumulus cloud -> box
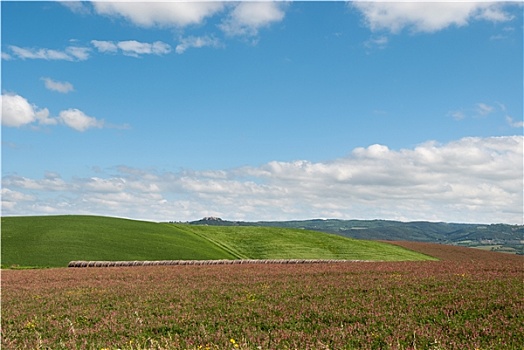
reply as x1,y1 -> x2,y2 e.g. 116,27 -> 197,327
59,2 -> 288,53
6,45 -> 90,61
91,40 -> 171,57
58,109 -> 104,132
41,77 -> 74,93
59,1 -> 91,14
351,2 -> 514,33
219,2 -> 287,37
1,93 -> 104,131
1,94 -> 37,127
1,93 -> 55,127
3,136 -> 522,224
88,1 -> 286,38
1,188 -> 36,211
91,2 -> 225,28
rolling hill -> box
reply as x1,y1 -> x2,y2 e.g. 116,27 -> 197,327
1,215 -> 434,268
1,216 -> 236,268
178,224 -> 431,261
189,217 -> 524,255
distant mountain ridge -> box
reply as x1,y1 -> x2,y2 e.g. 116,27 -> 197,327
189,218 -> 524,255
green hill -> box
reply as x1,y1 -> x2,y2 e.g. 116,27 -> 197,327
190,217 -> 524,254
1,215 -> 236,268
1,215 -> 434,268
180,224 -> 432,261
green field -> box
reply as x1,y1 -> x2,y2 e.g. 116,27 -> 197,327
180,224 -> 432,261
1,216 -> 236,268
1,215 -> 435,268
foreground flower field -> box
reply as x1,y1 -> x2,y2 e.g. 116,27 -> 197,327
2,242 -> 523,350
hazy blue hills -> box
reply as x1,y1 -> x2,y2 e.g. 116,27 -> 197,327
189,217 -> 524,255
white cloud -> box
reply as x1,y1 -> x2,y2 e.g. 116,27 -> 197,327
3,136 -> 522,224
1,52 -> 12,60
1,94 -> 37,127
3,173 -> 69,192
66,46 -> 91,61
41,77 -> 74,94
364,35 -> 389,50
91,40 -> 171,57
91,2 -> 225,28
1,188 -> 35,211
450,110 -> 466,121
34,108 -> 56,126
220,2 -> 287,37
91,40 -> 118,53
118,40 -> 171,56
506,116 -> 524,128
88,1 -> 286,38
1,93 -> 105,131
9,45 -> 69,60
7,45 -> 90,61
1,93 -> 56,127
59,1 -> 91,15
476,102 -> 494,115
66,2 -> 288,52
478,5 -> 515,22
351,2 -> 514,33
58,109 -> 104,132
175,36 -> 221,54
450,101 -> 514,122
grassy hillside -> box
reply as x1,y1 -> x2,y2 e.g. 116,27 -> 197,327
1,216 -> 236,268
174,225 -> 435,261
191,218 -> 524,254
1,215 -> 435,268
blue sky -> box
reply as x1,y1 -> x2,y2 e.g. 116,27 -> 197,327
2,1 -> 523,224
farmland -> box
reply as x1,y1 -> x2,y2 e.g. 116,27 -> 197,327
0,216 -> 433,268
189,218 -> 524,255
0,216 -> 236,268
2,243 -> 523,350
179,225 -> 432,261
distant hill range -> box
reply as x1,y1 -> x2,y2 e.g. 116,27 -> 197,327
189,217 -> 524,255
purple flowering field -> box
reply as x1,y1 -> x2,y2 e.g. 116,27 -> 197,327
2,242 -> 523,349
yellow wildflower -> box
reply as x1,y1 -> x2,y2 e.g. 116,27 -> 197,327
24,321 -> 36,330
